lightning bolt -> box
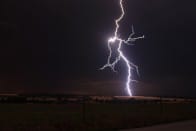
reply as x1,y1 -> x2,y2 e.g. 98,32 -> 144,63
100,0 -> 144,96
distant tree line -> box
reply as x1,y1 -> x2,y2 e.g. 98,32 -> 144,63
0,94 -> 195,104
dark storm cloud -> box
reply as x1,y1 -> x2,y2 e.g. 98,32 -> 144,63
0,0 -> 196,96
60,76 -> 196,97
62,79 -> 125,95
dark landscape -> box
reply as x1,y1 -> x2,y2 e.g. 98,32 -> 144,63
0,94 -> 196,130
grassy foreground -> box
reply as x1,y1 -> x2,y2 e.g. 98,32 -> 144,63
0,103 -> 196,131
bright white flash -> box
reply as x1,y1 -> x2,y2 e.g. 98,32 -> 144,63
100,0 -> 144,96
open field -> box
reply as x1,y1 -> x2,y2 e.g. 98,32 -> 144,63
0,101 -> 196,131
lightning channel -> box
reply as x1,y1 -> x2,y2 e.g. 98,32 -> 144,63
100,0 -> 144,96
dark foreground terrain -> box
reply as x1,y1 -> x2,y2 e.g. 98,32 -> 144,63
122,120 -> 196,131
0,101 -> 196,131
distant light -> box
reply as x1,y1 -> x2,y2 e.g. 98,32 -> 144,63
108,37 -> 117,43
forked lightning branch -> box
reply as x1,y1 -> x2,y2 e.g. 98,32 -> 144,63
100,0 -> 144,96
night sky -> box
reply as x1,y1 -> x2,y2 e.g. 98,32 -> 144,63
0,0 -> 196,97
